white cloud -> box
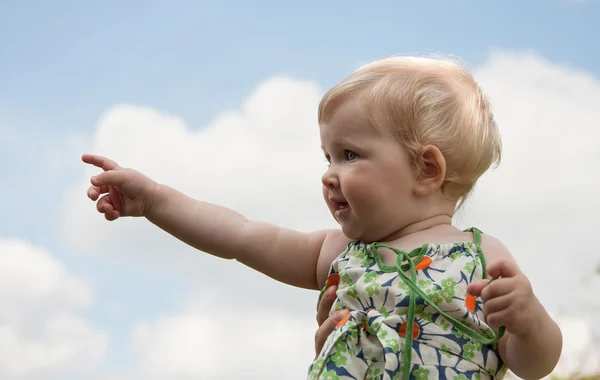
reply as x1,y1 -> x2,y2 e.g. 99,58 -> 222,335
128,294 -> 316,380
460,51 -> 600,315
0,238 -> 107,379
62,50 -> 600,377
552,315 -> 600,376
62,76 -> 331,310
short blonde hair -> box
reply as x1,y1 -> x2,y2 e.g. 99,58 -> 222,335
318,56 -> 501,206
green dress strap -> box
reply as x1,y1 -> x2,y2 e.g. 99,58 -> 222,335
471,227 -> 483,246
465,227 -> 488,279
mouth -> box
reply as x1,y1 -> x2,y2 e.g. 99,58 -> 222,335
332,201 -> 350,219
336,202 -> 349,211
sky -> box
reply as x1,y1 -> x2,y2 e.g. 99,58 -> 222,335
1,0 -> 600,379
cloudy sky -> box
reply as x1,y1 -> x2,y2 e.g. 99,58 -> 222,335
1,1 -> 600,379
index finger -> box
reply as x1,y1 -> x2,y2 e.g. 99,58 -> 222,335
82,154 -> 121,172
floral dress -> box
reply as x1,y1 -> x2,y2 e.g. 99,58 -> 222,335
307,228 -> 507,380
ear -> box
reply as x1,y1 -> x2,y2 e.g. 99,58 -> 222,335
413,145 -> 446,197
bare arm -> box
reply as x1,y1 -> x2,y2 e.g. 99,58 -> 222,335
146,184 -> 336,290
500,307 -> 562,379
479,236 -> 562,379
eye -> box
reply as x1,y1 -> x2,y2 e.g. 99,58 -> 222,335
324,154 -> 331,166
344,150 -> 358,161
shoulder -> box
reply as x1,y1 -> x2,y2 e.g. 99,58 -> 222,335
479,233 -> 520,269
316,229 -> 352,289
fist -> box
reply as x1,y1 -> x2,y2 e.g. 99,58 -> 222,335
466,259 -> 540,337
82,154 -> 158,221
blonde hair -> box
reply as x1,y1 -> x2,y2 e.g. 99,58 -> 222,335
318,56 -> 501,206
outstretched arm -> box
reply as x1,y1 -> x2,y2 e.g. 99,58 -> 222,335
84,154 -> 343,290
147,184 -> 334,289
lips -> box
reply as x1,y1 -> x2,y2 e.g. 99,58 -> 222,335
336,202 -> 349,210
331,199 -> 350,219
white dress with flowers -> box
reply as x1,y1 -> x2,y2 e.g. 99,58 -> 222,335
307,228 -> 507,380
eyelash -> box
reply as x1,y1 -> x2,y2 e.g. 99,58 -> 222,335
344,150 -> 358,161
324,150 -> 359,165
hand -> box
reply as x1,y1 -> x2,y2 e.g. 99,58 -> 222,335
467,259 -> 540,337
82,154 -> 159,221
314,285 -> 348,358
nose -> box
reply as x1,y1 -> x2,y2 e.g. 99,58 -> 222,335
321,166 -> 340,189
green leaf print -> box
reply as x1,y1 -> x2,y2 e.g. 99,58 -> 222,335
464,261 -> 475,272
441,344 -> 454,358
418,279 -> 433,289
378,307 -> 390,317
438,316 -> 451,331
334,301 -> 346,311
310,357 -> 325,374
412,367 -> 430,379
346,284 -> 358,298
385,338 -> 399,352
321,370 -> 339,380
451,328 -> 466,339
377,328 -> 388,339
415,304 -> 434,321
333,339 -> 348,353
453,375 -> 468,380
450,250 -> 463,261
441,286 -> 456,303
429,291 -> 443,305
331,352 -> 348,367
366,282 -> 380,296
361,256 -> 375,267
441,277 -> 457,289
341,273 -> 352,285
462,341 -> 477,360
364,271 -> 378,283
397,281 -> 410,292
355,247 -> 367,259
366,367 -> 381,380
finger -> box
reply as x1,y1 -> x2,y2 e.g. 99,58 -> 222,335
97,194 -> 114,214
91,170 -> 128,187
317,286 -> 338,326
486,308 -> 512,330
109,184 -> 123,213
82,154 -> 121,172
314,309 -> 348,359
466,279 -> 489,297
481,278 -> 513,302
482,294 -> 512,316
87,185 -> 109,201
105,210 -> 121,221
487,259 -> 520,279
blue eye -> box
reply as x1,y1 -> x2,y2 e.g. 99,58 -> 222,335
345,150 -> 358,161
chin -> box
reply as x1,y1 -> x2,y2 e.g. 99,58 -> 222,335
340,225 -> 363,242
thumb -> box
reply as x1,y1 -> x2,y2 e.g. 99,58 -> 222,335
315,309 -> 348,359
466,279 -> 490,297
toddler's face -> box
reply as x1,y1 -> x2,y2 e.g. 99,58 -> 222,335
320,98 -> 419,242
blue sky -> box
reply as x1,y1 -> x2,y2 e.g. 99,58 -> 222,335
2,0 -> 599,243
1,1 -> 599,378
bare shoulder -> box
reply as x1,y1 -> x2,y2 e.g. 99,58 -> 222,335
315,229 -> 352,289
479,233 -> 519,268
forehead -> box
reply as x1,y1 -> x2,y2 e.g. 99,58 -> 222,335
319,99 -> 382,144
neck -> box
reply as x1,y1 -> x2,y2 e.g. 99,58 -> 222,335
380,214 -> 454,242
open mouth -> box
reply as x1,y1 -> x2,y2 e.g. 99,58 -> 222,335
337,202 -> 349,210
333,202 -> 350,219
